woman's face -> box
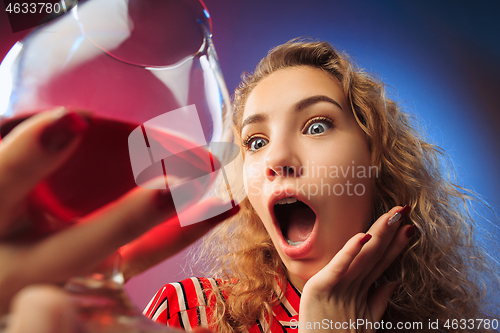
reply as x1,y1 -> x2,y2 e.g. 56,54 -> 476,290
241,66 -> 373,290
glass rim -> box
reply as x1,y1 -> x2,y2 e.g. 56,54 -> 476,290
74,0 -> 213,68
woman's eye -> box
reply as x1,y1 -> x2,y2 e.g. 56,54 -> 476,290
248,137 -> 268,152
304,119 -> 333,135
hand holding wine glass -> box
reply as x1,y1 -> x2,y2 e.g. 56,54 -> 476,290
0,108 -> 239,329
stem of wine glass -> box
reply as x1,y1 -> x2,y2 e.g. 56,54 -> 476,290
65,252 -> 125,295
64,252 -> 169,332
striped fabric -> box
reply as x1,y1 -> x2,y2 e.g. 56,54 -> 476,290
143,277 -> 301,333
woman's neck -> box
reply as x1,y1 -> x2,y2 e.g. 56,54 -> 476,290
288,274 -> 306,293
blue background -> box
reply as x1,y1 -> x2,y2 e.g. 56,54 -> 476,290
1,0 -> 499,309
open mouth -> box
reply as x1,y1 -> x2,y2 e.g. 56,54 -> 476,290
274,197 -> 316,247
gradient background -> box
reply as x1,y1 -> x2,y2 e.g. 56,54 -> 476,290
1,0 -> 499,310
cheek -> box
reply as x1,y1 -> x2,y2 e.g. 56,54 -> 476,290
243,161 -> 271,232
243,160 -> 265,201
309,136 -> 373,223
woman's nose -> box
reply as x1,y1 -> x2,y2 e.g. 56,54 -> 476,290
265,140 -> 302,181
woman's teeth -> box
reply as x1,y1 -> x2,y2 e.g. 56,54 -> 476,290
287,239 -> 303,246
275,197 -> 298,205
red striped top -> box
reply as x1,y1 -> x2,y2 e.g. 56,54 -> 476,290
143,277 -> 301,333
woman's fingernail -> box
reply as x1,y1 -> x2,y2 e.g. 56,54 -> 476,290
40,112 -> 88,152
406,224 -> 417,238
155,189 -> 175,212
360,233 -> 372,245
387,205 -> 411,226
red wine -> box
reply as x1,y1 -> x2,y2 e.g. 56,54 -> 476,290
0,115 -> 218,236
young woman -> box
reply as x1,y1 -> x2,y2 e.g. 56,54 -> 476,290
144,39 -> 499,332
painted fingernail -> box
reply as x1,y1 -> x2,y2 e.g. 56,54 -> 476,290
360,233 -> 372,245
387,205 -> 411,226
155,189 -> 175,212
406,224 -> 417,238
40,112 -> 88,152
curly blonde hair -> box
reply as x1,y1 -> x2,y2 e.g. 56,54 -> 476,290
194,38 -> 499,333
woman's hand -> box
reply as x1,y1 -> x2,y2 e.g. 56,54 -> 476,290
0,108 -> 239,314
299,206 -> 414,333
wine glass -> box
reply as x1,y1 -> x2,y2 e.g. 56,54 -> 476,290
0,0 -> 244,331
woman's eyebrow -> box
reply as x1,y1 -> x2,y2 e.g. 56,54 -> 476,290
295,95 -> 343,112
241,114 -> 267,132
240,95 -> 342,133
